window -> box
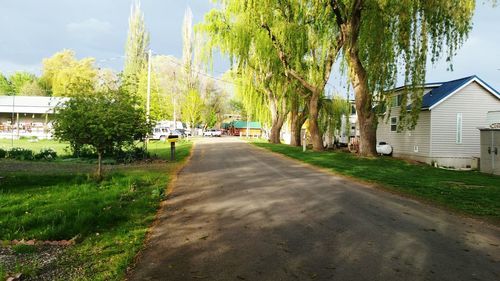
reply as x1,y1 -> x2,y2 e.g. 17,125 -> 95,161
391,94 -> 402,107
391,117 -> 398,132
456,113 -> 462,144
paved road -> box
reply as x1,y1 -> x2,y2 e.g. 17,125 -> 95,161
129,137 -> 500,281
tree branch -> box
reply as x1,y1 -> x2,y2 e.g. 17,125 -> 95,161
260,22 -> 317,94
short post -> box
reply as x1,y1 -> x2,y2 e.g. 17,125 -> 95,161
170,142 -> 175,161
302,133 -> 307,152
168,134 -> 179,161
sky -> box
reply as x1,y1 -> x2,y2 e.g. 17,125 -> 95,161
0,0 -> 499,92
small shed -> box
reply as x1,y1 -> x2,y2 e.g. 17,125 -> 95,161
479,127 -> 500,175
228,121 -> 262,137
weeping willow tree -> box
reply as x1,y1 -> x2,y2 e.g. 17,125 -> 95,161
197,3 -> 292,143
257,1 -> 342,151
231,68 -> 272,137
318,95 -> 351,148
198,0 -> 341,149
325,0 -> 476,156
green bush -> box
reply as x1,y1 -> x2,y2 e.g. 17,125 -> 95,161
0,148 -> 6,159
7,147 -> 34,160
35,148 -> 57,160
73,144 -> 97,158
115,146 -> 149,164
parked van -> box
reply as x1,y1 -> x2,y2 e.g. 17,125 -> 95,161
150,125 -> 171,141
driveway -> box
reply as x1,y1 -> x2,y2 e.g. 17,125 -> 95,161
129,137 -> 500,281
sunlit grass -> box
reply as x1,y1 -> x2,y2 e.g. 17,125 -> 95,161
0,141 -> 192,280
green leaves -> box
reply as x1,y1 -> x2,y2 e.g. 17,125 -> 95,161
53,90 -> 152,173
41,50 -> 97,97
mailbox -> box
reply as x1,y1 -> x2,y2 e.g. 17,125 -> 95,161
168,135 -> 179,142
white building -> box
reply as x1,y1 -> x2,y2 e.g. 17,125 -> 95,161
0,96 -> 67,139
377,75 -> 500,169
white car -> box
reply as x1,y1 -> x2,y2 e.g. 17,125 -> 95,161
203,129 -> 222,137
376,142 -> 393,155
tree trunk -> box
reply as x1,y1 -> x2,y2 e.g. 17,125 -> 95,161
97,151 -> 103,179
347,49 -> 377,156
308,91 -> 324,151
342,2 -> 377,157
290,99 -> 307,147
267,91 -> 287,144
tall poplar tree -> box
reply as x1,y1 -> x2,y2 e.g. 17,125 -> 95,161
123,0 -> 150,96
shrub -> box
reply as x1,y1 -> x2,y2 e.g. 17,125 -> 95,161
115,146 -> 149,164
7,148 -> 34,160
35,148 -> 57,160
78,145 -> 97,158
0,148 -> 6,159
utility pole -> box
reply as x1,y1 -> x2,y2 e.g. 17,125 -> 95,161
146,49 -> 152,123
145,49 -> 152,150
173,71 -> 177,130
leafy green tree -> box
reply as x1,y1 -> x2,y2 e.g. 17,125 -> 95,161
9,72 -> 36,94
122,0 -> 150,96
201,79 -> 228,128
0,73 -> 13,95
199,1 -> 339,149
95,68 -> 120,92
19,80 -> 49,96
181,89 -> 204,131
137,66 -> 172,121
324,0 -> 476,156
53,90 -> 151,178
41,50 -> 97,97
318,95 -> 351,148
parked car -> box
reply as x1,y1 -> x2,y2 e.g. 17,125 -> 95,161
203,129 -> 222,137
173,129 -> 193,138
376,142 -> 393,155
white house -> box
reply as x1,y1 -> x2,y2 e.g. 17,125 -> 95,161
0,96 -> 67,139
377,75 -> 500,169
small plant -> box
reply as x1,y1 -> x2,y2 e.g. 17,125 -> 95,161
0,148 -> 7,159
35,148 -> 57,160
7,147 -> 34,160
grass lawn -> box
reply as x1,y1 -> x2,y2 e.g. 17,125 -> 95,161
0,140 -> 192,280
0,139 -> 71,156
252,141 -> 500,223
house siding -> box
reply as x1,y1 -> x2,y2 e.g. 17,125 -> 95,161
430,82 -> 500,168
377,109 -> 431,163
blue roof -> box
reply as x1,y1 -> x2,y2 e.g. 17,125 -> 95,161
421,75 -> 500,109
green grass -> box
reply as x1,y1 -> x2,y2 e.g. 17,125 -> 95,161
0,141 -> 192,280
252,141 -> 500,222
0,139 -> 70,156
12,244 -> 38,254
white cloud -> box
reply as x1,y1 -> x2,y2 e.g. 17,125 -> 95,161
66,18 -> 112,35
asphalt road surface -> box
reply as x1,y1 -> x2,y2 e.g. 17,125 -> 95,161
129,137 -> 500,281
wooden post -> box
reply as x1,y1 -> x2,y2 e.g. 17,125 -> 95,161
170,142 -> 176,161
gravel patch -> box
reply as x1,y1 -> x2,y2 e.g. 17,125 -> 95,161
0,245 -> 75,281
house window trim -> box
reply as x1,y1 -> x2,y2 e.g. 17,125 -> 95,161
456,113 -> 463,144
390,117 -> 398,132
391,94 -> 403,107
